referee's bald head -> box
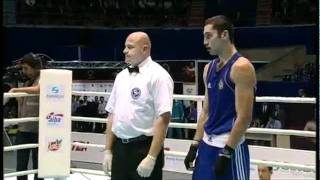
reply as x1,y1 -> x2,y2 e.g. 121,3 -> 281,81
124,32 -> 152,66
127,32 -> 151,52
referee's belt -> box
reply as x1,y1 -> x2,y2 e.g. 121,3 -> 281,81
116,135 -> 152,144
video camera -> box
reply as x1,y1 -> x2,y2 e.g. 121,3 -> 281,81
3,53 -> 54,87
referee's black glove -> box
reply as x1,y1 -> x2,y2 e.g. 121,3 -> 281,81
214,145 -> 235,177
184,141 -> 199,170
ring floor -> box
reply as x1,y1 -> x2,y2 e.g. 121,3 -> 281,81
4,151 -> 192,180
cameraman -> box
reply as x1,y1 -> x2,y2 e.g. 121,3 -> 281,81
8,53 -> 47,180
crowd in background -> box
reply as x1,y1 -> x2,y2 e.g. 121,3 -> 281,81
167,100 -> 197,139
14,0 -> 316,27
282,62 -> 316,97
16,0 -> 191,27
4,91 -> 315,150
271,0 -> 316,25
251,103 -> 287,130
71,95 -> 108,133
283,62 -> 316,83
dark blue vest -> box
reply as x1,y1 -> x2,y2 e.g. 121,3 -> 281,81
204,52 -> 241,135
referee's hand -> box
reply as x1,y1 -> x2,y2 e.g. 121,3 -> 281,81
184,140 -> 199,170
102,150 -> 112,176
137,154 -> 156,177
214,145 -> 234,177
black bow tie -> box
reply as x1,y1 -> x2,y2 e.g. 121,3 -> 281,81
127,66 -> 139,73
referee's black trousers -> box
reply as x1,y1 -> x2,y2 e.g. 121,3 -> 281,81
111,136 -> 164,180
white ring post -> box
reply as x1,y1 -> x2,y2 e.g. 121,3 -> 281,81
38,69 -> 72,179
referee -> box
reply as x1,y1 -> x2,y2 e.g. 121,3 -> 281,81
102,31 -> 174,180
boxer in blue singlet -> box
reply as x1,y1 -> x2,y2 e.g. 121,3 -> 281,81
184,15 -> 256,180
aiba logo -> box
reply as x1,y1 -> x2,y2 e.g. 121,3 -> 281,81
46,112 -> 63,126
51,86 -> 59,93
47,139 -> 62,152
46,85 -> 64,99
131,87 -> 141,99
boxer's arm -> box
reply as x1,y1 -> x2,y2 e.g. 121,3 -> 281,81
193,63 -> 210,141
227,58 -> 256,148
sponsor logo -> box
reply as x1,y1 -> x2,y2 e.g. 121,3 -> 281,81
46,112 -> 63,126
46,85 -> 64,99
72,141 -> 89,152
131,87 -> 141,99
208,82 -> 212,88
47,139 -> 62,151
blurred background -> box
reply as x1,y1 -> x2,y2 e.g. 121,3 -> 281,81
3,0 -> 317,157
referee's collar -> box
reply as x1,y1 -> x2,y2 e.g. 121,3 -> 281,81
137,56 -> 152,73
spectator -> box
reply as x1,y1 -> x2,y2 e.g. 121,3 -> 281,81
304,119 -> 316,144
97,96 -> 108,118
95,96 -> 108,133
258,166 -> 273,180
167,100 -> 185,139
304,119 -> 316,131
273,103 -> 286,128
265,115 -> 282,129
74,100 -> 87,131
84,98 -> 99,132
259,102 -> 272,127
71,95 -> 80,115
183,62 -> 195,81
82,95 -> 88,105
94,95 -> 99,105
186,101 -> 197,139
298,88 -> 307,97
251,118 -> 263,128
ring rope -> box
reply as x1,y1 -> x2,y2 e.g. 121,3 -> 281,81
3,92 -> 316,178
71,116 -> 105,123
250,160 -> 315,172
255,96 -> 316,103
70,91 -> 317,104
6,161 -> 314,179
5,141 -> 314,178
4,117 -> 39,125
4,93 -> 38,98
4,92 -> 316,104
4,169 -> 38,178
70,168 -> 107,176
3,132 -> 316,178
4,117 -> 316,138
4,144 -> 39,152
246,127 -> 316,137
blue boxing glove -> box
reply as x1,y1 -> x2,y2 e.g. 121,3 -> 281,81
214,145 -> 234,177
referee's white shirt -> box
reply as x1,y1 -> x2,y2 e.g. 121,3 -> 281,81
105,56 -> 174,139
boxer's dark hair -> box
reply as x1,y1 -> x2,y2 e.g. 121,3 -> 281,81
18,52 -> 53,69
205,15 -> 234,43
